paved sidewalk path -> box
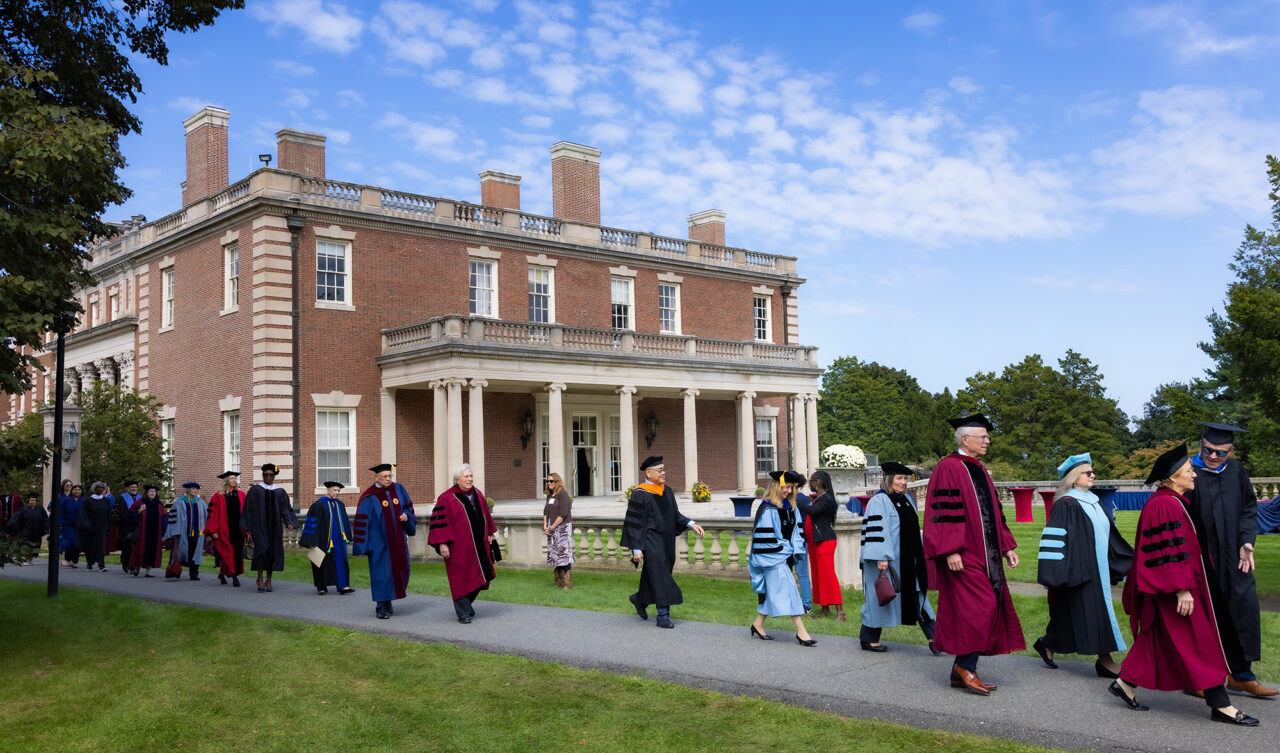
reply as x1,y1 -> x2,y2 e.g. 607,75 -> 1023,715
3,561 -> 1271,753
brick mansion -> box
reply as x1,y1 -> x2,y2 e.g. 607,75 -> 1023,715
4,107 -> 823,504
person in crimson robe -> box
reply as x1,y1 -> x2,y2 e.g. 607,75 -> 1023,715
860,462 -> 938,654
165,482 -> 208,580
112,481 -> 141,573
1187,422 -> 1276,698
77,481 -> 114,573
129,485 -> 166,577
353,465 -> 415,618
0,487 -> 21,533
206,472 -> 245,586
619,456 -> 705,629
923,414 -> 1023,697
1109,445 -> 1258,727
1033,453 -> 1133,678
301,480 -> 355,596
428,463 -> 497,624
242,463 -> 297,593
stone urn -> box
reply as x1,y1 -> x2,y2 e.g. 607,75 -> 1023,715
818,466 -> 866,497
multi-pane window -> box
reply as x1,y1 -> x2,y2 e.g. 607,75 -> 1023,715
224,244 -> 239,309
161,269 -> 175,328
658,283 -> 680,334
610,277 -> 633,330
753,295 -> 771,341
528,267 -> 552,323
162,419 -> 175,467
469,259 -> 496,317
316,409 -> 354,487
223,411 -> 240,473
608,415 -> 621,493
91,300 -> 101,327
317,240 -> 349,302
754,417 -> 776,474
108,293 -> 119,321
539,413 -> 550,484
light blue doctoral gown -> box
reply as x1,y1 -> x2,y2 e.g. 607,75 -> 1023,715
165,495 -> 208,565
748,504 -> 805,617
860,491 -> 935,629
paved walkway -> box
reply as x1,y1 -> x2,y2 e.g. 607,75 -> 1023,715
2,561 -> 1272,753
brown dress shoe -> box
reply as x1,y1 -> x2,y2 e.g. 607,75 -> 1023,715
950,665 -> 991,696
1227,677 -> 1280,698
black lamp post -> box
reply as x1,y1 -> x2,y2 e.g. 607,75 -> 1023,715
644,411 -> 659,448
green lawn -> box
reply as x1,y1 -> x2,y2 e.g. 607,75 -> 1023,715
0,581 -> 1069,753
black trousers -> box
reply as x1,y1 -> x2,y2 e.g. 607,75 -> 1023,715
861,607 -> 935,643
954,652 -> 980,672
453,588 -> 481,620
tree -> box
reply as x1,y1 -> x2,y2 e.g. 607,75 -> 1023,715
816,356 -> 952,464
0,410 -> 48,495
1131,382 -> 1213,447
74,381 -> 172,496
1200,156 -> 1280,474
0,0 -> 243,394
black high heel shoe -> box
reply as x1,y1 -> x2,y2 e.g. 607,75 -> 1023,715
1108,681 -> 1149,711
796,635 -> 817,647
1095,659 -> 1120,679
859,641 -> 888,652
750,625 -> 773,640
1033,636 -> 1058,669
928,640 -> 943,656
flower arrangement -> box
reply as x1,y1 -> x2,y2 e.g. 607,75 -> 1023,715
821,444 -> 866,469
619,484 -> 639,503
691,482 -> 711,504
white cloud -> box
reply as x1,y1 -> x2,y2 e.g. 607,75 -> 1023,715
578,92 -> 623,117
250,0 -> 364,54
903,11 -> 945,34
586,122 -> 630,144
1128,4 -> 1265,61
948,76 -> 983,95
273,60 -> 316,77
632,63 -> 703,114
167,96 -> 216,113
470,45 -> 505,69
327,129 -> 352,145
283,89 -> 312,109
380,112 -> 463,155
523,114 -> 553,129
336,89 -> 365,107
534,62 -> 583,97
712,84 -> 748,109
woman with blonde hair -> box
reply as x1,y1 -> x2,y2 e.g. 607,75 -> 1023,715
748,472 -> 816,645
543,472 -> 574,589
1033,453 -> 1133,676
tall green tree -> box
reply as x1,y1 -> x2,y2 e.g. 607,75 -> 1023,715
74,382 -> 172,496
0,0 -> 242,394
1200,156 -> 1280,474
816,356 -> 952,464
1131,382 -> 1213,447
0,410 -> 48,495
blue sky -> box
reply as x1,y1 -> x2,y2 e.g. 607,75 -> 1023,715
114,0 -> 1280,419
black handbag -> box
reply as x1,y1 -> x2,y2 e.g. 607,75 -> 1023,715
489,539 -> 503,563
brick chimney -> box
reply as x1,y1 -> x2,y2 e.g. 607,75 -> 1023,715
688,209 -> 726,246
550,142 -> 601,225
479,170 -> 521,210
182,107 -> 230,206
276,129 -> 326,178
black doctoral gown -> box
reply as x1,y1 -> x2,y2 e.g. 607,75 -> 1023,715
1188,459 -> 1261,663
1036,495 -> 1133,655
77,495 -> 114,565
620,483 -> 691,608
242,483 -> 297,572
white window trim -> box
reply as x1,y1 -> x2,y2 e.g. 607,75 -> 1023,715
753,295 -> 772,342
528,265 -> 555,324
754,416 -> 777,475
658,282 -> 681,335
159,266 -> 175,332
223,411 -> 241,473
469,258 -> 499,319
161,418 -> 176,467
315,237 -> 355,312
222,243 -> 239,314
315,407 -> 356,495
611,276 -> 634,331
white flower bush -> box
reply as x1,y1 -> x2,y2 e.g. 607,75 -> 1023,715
821,444 -> 866,469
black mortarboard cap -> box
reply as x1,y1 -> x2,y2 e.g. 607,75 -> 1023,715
783,470 -> 806,485
323,480 -> 344,489
182,482 -> 200,489
368,463 -> 394,474
216,471 -> 240,479
947,413 -> 994,431
261,463 -> 279,474
25,491 -> 39,500
123,480 -> 137,487
1146,444 -> 1190,486
640,456 -> 663,471
881,461 -> 912,477
768,470 -> 785,482
1198,421 -> 1246,445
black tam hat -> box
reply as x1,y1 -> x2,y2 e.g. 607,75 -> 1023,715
216,471 -> 240,479
640,456 -> 663,471
323,481 -> 344,490
182,482 -> 200,489
368,463 -> 394,474
783,470 -> 806,485
261,463 -> 279,475
881,461 -> 912,477
142,484 -> 159,492
1146,444 -> 1190,486
1198,421 -> 1246,445
947,413 -> 994,431
123,480 -> 137,487
767,470 -> 785,482
25,491 -> 39,500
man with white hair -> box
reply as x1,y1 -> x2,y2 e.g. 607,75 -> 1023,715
923,414 -> 1023,696
428,463 -> 497,624
352,463 -> 416,619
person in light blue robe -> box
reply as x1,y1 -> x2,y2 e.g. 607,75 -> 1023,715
860,462 -> 937,653
748,476 -> 816,645
165,482 -> 208,580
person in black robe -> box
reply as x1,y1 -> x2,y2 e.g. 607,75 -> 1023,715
130,485 -> 166,577
112,481 -> 141,573
620,456 -> 705,629
1187,422 -> 1276,698
242,463 -> 297,592
5,492 -> 48,563
299,481 -> 354,595
77,481 -> 114,572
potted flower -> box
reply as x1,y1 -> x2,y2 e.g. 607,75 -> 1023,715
691,481 -> 711,504
819,443 -> 868,497
619,484 -> 638,503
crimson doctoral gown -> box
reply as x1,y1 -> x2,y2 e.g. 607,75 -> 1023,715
1119,488 -> 1229,691
922,452 -> 1024,656
206,490 -> 246,576
427,486 -> 497,600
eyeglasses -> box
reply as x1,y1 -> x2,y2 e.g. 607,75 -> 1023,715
1202,447 -> 1231,458
1081,470 -> 1096,477
964,434 -> 990,442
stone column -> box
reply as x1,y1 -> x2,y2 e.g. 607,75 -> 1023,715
40,400 -> 85,507
468,379 -> 487,493
682,387 -> 699,494
65,367 -> 81,395
117,352 -> 135,390
792,394 -> 808,476
737,391 -> 757,493
446,378 -> 464,479
546,383 -> 566,480
806,393 -> 820,472
95,358 -> 118,387
617,385 -> 637,487
431,380 -> 447,493
380,388 -> 397,469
